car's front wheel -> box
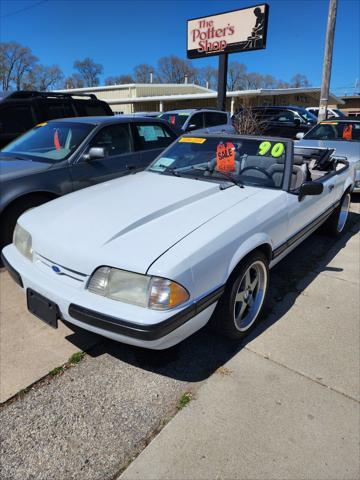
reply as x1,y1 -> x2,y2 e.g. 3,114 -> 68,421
210,251 -> 269,339
323,192 -> 351,236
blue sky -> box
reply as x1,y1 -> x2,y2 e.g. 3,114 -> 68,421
1,0 -> 359,95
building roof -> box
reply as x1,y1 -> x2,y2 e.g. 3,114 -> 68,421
96,87 -> 344,106
56,83 -> 215,94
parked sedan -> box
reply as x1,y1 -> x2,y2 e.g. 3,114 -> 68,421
297,119 -> 360,192
0,116 -> 178,252
2,133 -> 354,349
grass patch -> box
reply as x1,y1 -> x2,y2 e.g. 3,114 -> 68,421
49,366 -> 64,377
177,392 -> 192,410
69,351 -> 85,365
17,387 -> 29,397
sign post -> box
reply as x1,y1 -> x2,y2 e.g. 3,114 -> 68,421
187,4 -> 269,111
217,54 -> 229,111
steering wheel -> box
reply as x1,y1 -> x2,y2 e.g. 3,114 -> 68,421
240,166 -> 275,185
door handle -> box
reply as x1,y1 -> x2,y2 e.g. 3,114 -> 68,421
328,184 -> 335,191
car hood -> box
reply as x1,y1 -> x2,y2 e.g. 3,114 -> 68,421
20,171 -> 261,275
297,139 -> 360,163
0,155 -> 52,181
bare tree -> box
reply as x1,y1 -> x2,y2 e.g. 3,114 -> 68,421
290,74 -> 310,88
197,65 -> 218,89
63,74 -> 85,89
157,55 -> 197,83
0,42 -> 37,90
23,64 -> 64,91
133,64 -> 155,83
73,57 -> 103,87
227,61 -> 247,91
233,107 -> 264,135
105,74 -> 134,85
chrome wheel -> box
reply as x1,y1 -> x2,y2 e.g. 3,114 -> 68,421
233,260 -> 268,332
337,194 -> 350,233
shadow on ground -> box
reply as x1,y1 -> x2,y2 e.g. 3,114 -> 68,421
63,209 -> 360,383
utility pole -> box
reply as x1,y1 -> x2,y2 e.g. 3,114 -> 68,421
318,0 -> 338,122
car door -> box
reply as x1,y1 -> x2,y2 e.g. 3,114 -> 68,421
285,170 -> 338,247
204,111 -> 232,133
70,123 -> 142,188
131,121 -> 177,166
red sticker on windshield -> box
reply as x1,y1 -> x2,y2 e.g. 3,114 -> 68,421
216,142 -> 236,172
343,124 -> 353,140
54,130 -> 61,150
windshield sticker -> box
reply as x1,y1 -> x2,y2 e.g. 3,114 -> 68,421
179,113 -> 190,116
36,122 -> 47,127
53,130 -> 61,150
343,124 -> 353,140
258,141 -> 285,158
321,122 -> 338,125
216,142 -> 236,172
179,137 -> 206,144
151,157 -> 175,172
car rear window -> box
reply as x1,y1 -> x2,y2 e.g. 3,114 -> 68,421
158,113 -> 189,128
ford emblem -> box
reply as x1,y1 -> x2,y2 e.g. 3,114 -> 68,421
52,265 -> 61,273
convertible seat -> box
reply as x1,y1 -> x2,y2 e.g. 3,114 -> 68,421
268,154 -> 307,189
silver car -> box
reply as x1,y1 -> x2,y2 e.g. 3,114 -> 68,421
297,119 -> 360,192
158,109 -> 236,135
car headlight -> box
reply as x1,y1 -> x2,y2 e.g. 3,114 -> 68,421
87,267 -> 189,310
13,223 -> 33,261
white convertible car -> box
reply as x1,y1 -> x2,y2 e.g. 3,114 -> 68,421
2,134 -> 354,349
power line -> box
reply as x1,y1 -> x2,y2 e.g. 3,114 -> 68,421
1,0 -> 49,19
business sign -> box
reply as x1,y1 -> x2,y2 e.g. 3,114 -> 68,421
187,4 -> 269,59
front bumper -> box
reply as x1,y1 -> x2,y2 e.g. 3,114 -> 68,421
2,245 -> 223,349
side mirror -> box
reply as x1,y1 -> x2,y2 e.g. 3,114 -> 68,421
83,147 -> 105,161
186,124 -> 198,132
298,181 -> 324,201
296,132 -> 305,140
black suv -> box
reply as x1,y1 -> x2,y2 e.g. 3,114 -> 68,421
0,91 -> 113,148
234,106 -> 317,139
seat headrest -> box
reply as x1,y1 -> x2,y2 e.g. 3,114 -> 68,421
293,154 -> 304,165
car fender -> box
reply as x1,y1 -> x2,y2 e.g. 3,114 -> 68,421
227,232 -> 273,278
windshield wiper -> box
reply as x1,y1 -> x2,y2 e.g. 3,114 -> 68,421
194,165 -> 245,189
158,165 -> 185,177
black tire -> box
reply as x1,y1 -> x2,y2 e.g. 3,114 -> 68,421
0,196 -> 49,254
322,192 -> 351,237
210,251 -> 269,340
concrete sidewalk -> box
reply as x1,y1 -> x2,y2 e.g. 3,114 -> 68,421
0,270 -> 99,402
121,211 -> 360,479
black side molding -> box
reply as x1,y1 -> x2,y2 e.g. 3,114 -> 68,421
1,252 -> 23,288
69,285 -> 225,341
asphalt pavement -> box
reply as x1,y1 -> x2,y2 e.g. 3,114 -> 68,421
0,200 -> 359,480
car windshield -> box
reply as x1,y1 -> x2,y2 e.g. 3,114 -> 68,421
297,109 -> 317,122
1,121 -> 95,162
305,121 -> 360,142
148,136 -> 288,189
158,113 -> 189,128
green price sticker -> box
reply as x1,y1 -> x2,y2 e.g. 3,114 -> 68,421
258,141 -> 285,158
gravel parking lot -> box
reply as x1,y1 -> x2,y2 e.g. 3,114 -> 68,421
0,199 -> 359,480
